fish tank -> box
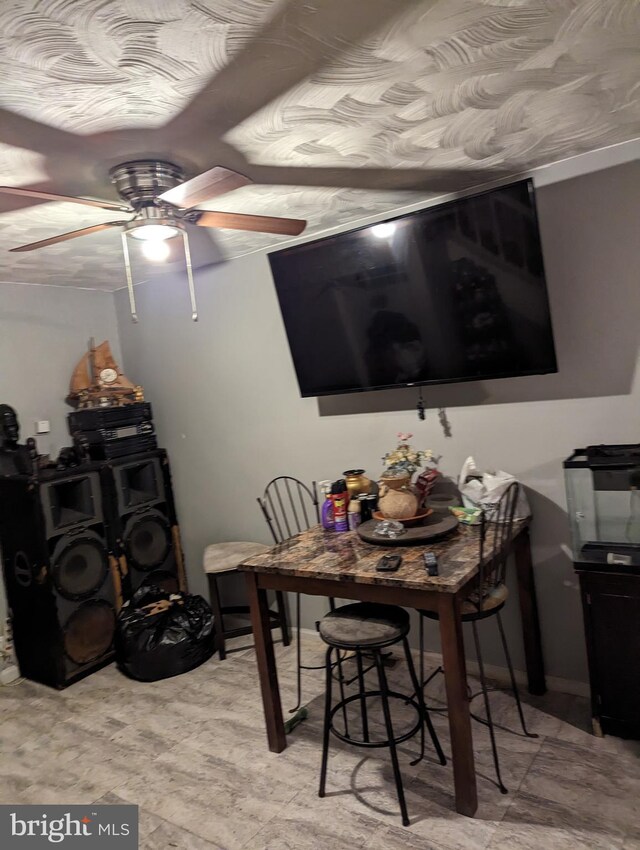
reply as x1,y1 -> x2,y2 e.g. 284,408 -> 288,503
564,444 -> 640,570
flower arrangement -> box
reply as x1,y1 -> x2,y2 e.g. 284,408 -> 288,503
382,432 -> 433,478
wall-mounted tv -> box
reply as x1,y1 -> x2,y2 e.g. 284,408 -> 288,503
268,179 -> 557,397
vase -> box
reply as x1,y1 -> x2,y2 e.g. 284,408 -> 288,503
343,469 -> 373,499
377,480 -> 418,520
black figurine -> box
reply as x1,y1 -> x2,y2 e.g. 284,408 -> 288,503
0,404 -> 19,450
0,405 -> 32,476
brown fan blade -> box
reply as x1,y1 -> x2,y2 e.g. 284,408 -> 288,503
163,0 -> 419,142
0,186 -> 131,212
9,222 -> 126,252
0,107 -> 89,157
158,167 -> 251,209
192,210 -> 306,236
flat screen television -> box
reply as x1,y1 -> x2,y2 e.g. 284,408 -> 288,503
268,179 -> 557,397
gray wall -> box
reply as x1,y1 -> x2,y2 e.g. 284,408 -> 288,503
0,282 -> 122,628
115,159 -> 640,687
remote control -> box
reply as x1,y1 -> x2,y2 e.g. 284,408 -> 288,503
423,551 -> 439,576
376,554 -> 402,572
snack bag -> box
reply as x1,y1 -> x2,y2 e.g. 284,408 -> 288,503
458,457 -> 530,521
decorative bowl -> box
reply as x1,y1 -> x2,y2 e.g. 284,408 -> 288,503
373,508 -> 433,527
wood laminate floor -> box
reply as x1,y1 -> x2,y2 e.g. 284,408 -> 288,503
1,634 -> 639,850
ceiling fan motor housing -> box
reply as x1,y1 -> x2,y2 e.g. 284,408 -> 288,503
109,160 -> 184,210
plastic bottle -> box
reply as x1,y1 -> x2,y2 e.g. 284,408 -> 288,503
331,479 -> 349,532
348,498 -> 361,530
319,480 -> 335,531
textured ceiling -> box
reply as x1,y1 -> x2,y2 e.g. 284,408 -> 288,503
0,0 -> 638,290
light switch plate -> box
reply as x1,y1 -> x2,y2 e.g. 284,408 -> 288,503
35,420 -> 50,434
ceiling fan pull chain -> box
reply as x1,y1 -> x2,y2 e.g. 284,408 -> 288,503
120,231 -> 138,322
181,229 -> 198,322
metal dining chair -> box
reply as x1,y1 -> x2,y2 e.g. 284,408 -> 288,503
257,476 -> 342,714
418,481 -> 538,793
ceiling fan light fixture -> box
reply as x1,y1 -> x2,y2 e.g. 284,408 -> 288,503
141,239 -> 171,262
128,223 -> 180,241
5,160 -> 306,323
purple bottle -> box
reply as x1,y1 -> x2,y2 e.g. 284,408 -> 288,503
319,481 -> 335,531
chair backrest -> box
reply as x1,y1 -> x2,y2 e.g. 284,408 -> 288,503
257,476 -> 319,544
476,481 -> 520,604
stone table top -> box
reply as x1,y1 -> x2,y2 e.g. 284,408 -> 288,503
238,520 -> 529,595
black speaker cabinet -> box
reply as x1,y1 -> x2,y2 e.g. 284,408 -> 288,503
104,449 -> 187,597
0,466 -> 122,689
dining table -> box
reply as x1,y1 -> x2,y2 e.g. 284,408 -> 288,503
238,518 -> 544,817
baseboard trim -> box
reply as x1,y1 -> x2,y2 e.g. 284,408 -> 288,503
297,627 -> 589,698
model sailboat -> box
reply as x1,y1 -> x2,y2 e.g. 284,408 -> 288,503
67,339 -> 143,408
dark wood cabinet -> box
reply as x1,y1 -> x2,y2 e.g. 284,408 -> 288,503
578,569 -> 640,738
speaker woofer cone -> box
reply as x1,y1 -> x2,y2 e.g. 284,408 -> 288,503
124,510 -> 171,571
63,599 -> 116,665
143,569 -> 180,594
52,533 -> 109,601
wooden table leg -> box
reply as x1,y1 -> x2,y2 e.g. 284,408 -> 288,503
514,528 -> 546,695
438,593 -> 477,817
245,572 -> 286,753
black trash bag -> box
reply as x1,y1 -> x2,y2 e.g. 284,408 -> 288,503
116,585 -> 215,681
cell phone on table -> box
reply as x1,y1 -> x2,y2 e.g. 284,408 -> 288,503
376,554 -> 402,572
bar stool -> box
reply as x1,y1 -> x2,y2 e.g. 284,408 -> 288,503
318,602 -> 446,827
204,542 -> 289,660
418,482 -> 538,793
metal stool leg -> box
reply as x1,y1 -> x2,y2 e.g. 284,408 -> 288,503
207,573 -> 226,661
319,646 -> 334,798
403,636 -> 424,766
472,620 -> 508,794
402,638 -> 446,767
290,592 -> 303,713
419,614 -> 424,694
375,650 -> 410,827
355,650 -> 369,743
276,590 -> 290,646
417,614 -> 443,694
496,611 -> 538,739
335,649 -> 350,739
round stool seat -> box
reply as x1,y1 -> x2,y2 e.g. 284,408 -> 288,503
319,602 -> 409,649
421,583 -> 509,622
203,541 -> 271,575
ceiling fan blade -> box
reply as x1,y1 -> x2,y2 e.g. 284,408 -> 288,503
158,167 -> 251,208
9,222 -> 126,252
0,107 -> 90,157
0,182 -> 63,215
247,165 -> 512,192
163,0 -> 419,144
192,210 -> 306,236
0,185 -> 131,212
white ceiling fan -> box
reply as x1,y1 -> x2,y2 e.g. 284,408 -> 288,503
0,0 -> 508,319
0,160 -> 306,321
